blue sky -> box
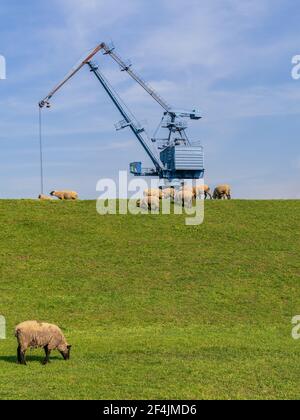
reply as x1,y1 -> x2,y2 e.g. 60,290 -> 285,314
0,0 -> 299,198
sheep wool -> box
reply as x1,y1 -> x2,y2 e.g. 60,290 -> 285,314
38,194 -> 53,201
143,189 -> 163,199
193,185 -> 212,199
175,190 -> 194,208
15,321 -> 71,365
138,196 -> 160,211
50,191 -> 78,200
162,188 -> 175,199
213,184 -> 231,200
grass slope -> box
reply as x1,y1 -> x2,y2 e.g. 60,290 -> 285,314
0,200 -> 299,400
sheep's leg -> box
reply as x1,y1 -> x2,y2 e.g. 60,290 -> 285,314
17,345 -> 22,364
43,346 -> 51,365
20,349 -> 27,365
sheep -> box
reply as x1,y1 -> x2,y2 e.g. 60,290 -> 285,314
213,184 -> 232,200
175,190 -> 194,208
15,321 -> 71,365
180,186 -> 194,193
143,189 -> 163,199
193,185 -> 212,200
137,196 -> 160,211
50,191 -> 78,201
38,194 -> 53,201
162,187 -> 176,199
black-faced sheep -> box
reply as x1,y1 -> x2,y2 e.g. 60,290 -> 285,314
15,321 -> 71,365
162,187 -> 176,199
193,185 -> 212,200
137,196 -> 160,211
143,189 -> 163,199
38,194 -> 53,201
175,190 -> 194,208
50,191 -> 78,200
213,184 -> 231,200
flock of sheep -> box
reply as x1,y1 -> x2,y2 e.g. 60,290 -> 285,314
138,184 -> 232,210
39,185 -> 231,209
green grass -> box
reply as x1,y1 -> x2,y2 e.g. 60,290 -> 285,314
0,199 -> 299,400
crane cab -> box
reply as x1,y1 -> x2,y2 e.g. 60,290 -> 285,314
160,145 -> 204,180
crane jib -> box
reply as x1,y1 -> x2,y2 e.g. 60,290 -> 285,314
87,62 -> 162,172
39,43 -> 106,108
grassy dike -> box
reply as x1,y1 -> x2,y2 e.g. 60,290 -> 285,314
0,199 -> 299,400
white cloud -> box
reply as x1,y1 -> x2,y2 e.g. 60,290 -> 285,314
55,0 -> 140,49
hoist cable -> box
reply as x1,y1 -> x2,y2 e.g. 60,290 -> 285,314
39,107 -> 44,195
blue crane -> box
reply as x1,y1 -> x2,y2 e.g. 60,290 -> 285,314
39,42 -> 205,183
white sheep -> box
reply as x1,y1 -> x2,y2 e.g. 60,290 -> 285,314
175,190 -> 194,208
15,321 -> 71,365
193,185 -> 212,200
50,191 -> 78,200
38,194 -> 53,201
213,184 -> 232,200
143,189 -> 163,199
137,196 -> 160,211
162,188 -> 176,199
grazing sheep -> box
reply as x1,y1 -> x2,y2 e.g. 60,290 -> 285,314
162,187 -> 175,199
15,321 -> 71,366
180,186 -> 194,192
38,194 -> 53,201
175,190 -> 194,208
50,191 -> 78,200
15,321 -> 72,365
137,196 -> 160,211
143,189 -> 163,199
213,184 -> 232,200
193,185 -> 212,200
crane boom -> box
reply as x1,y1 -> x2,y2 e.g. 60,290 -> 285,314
39,43 -> 105,108
102,44 -> 171,112
87,62 -> 162,173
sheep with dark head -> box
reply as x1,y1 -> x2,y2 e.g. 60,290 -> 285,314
15,321 -> 71,365
38,194 -> 53,201
175,190 -> 194,208
137,196 -> 160,212
50,191 -> 78,200
213,184 -> 232,200
193,185 -> 212,200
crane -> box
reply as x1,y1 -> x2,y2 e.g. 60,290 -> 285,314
39,42 -> 205,183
